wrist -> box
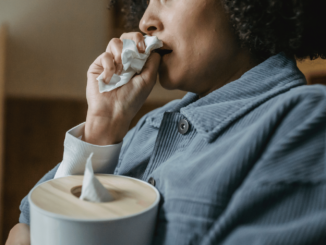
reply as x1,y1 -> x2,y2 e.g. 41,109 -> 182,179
84,113 -> 130,145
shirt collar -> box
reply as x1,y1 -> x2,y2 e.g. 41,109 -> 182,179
147,52 -> 307,142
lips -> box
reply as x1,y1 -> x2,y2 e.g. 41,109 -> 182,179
155,48 -> 173,57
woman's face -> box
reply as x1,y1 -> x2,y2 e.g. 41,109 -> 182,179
139,0 -> 258,96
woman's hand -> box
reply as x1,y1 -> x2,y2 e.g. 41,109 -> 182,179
5,223 -> 30,245
84,32 -> 161,145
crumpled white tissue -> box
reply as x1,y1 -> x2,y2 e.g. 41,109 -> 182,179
97,35 -> 163,93
79,153 -> 114,202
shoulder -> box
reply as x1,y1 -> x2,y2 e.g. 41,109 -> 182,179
288,84 -> 326,102
265,84 -> 326,140
262,84 -> 326,126
277,84 -> 326,109
248,84 -> 326,184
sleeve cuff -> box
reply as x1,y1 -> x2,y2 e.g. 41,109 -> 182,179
19,195 -> 30,225
19,213 -> 29,225
54,122 -> 122,178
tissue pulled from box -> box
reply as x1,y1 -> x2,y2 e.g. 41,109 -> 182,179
79,153 -> 114,202
97,35 -> 163,93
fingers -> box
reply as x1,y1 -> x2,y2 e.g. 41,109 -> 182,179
120,32 -> 146,53
91,52 -> 115,84
137,52 -> 161,89
89,32 -> 147,85
107,38 -> 123,75
105,32 -> 145,77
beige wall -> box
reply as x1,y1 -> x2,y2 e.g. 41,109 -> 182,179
0,0 -> 187,102
0,0 -> 114,99
0,24 -> 6,243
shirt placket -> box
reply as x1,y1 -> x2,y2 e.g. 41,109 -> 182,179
142,112 -> 187,181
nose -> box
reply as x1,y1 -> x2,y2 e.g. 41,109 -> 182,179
139,6 -> 163,35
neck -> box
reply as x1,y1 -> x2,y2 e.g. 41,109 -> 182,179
198,50 -> 262,98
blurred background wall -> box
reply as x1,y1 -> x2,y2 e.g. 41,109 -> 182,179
0,0 -> 113,99
0,0 -> 325,243
0,0 -> 185,101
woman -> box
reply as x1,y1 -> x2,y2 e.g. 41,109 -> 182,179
6,0 -> 326,244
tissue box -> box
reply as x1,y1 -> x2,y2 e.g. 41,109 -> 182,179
28,174 -> 160,245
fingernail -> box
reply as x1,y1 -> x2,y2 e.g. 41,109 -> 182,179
117,64 -> 123,75
138,41 -> 146,52
142,41 -> 146,51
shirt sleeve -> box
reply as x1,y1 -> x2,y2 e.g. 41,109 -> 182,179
19,122 -> 122,225
19,163 -> 61,224
54,122 -> 122,178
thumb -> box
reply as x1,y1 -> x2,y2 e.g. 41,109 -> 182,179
138,52 -> 162,88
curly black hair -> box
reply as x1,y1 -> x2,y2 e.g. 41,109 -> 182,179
108,0 -> 326,61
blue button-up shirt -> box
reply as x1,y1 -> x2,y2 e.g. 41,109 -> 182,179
20,52 -> 326,244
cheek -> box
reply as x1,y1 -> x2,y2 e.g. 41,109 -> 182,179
158,50 -> 206,91
158,53 -> 186,90
158,0 -> 239,89
158,35 -> 237,91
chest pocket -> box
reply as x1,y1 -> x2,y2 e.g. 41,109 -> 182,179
148,156 -> 233,245
151,189 -> 229,245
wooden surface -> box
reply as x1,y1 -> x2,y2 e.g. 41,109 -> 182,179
1,0 -> 114,99
2,98 -> 86,243
31,174 -> 157,219
0,24 -> 7,244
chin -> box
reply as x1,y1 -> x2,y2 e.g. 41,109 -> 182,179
158,70 -> 185,91
158,79 -> 175,90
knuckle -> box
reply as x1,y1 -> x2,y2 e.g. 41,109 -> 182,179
120,32 -> 127,39
139,73 -> 149,85
110,38 -> 121,45
102,53 -> 113,63
135,32 -> 144,41
133,76 -> 144,86
87,63 -> 95,72
115,55 -> 122,64
107,66 -> 115,72
102,52 -> 111,58
115,59 -> 122,66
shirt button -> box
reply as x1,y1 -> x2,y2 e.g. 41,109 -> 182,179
178,119 -> 189,135
148,177 -> 156,186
